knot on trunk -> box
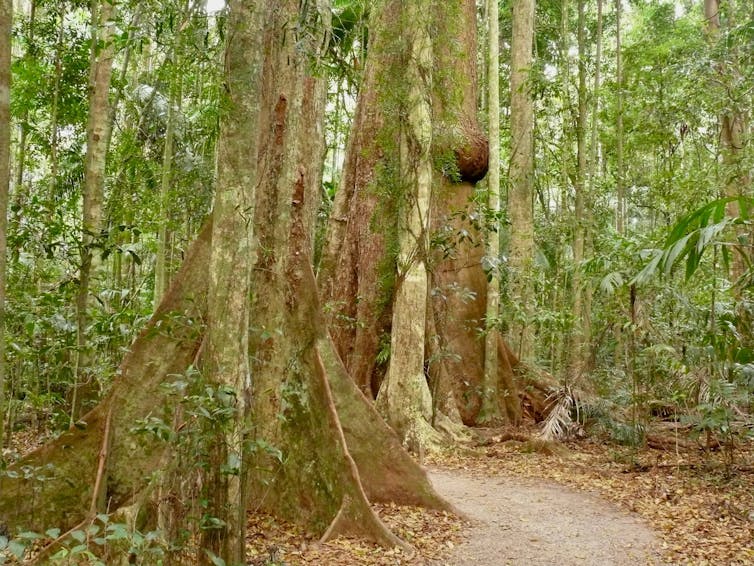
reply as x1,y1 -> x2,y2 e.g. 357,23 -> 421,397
435,116 -> 489,184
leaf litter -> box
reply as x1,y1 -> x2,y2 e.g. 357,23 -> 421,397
246,432 -> 753,565
7,427 -> 753,564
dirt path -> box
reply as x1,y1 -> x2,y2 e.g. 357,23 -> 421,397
428,469 -> 666,566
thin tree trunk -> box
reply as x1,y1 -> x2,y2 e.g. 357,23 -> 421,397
481,0 -> 502,421
0,0 -> 11,449
153,87 -> 179,309
556,0 -> 571,377
705,0 -> 750,284
153,4 -> 187,310
615,0 -> 624,235
568,0 -> 589,377
583,0 -> 602,373
506,0 -> 536,363
613,0 -> 625,372
71,0 -> 117,425
49,3 -> 64,194
10,0 -> 33,227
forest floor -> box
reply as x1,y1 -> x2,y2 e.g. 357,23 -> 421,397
7,427 -> 754,565
245,429 -> 754,565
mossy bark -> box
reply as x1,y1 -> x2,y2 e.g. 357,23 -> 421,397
506,0 -> 536,364
245,4 -> 409,545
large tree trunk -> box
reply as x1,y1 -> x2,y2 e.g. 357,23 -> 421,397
321,0 -> 544,433
0,0 -> 448,555
0,222 -> 212,535
427,0 -> 515,425
201,1 -> 265,562
246,2 -> 417,544
374,0 -> 438,449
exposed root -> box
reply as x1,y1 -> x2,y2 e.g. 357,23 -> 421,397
319,336 -> 452,511
403,414 -> 450,460
433,412 -> 472,444
320,495 -> 410,551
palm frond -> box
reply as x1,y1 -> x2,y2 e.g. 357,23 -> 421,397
539,386 -> 578,441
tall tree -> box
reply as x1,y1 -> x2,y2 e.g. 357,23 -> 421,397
568,0 -> 589,376
153,0 -> 189,310
320,0 -> 549,444
705,0 -> 750,284
71,0 -> 117,424
615,0 -> 624,235
374,0 -> 437,447
507,0 -> 536,363
481,0 -> 503,420
0,0 -> 11,449
201,0 -> 265,561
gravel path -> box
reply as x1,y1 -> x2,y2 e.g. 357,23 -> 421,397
428,469 -> 666,566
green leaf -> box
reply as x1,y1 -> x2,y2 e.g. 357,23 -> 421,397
632,249 -> 663,286
662,233 -> 692,276
105,523 -> 130,541
69,543 -> 88,555
8,540 -> 25,560
599,271 -> 624,295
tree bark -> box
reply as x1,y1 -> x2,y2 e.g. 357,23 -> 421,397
705,0 -> 750,284
506,0 -> 536,364
568,0 -> 589,378
615,0 -> 624,235
153,1 -> 188,311
71,0 -> 117,425
201,1 -> 265,562
481,0 -> 503,422
320,0 -> 542,435
0,0 -> 11,450
246,2 -> 408,545
374,0 -> 438,449
0,2 -> 449,557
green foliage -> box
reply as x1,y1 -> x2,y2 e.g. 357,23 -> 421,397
633,197 -> 752,285
0,513 -> 166,565
1,0 -> 222,434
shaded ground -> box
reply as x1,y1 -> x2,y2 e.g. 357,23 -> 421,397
428,469 -> 665,565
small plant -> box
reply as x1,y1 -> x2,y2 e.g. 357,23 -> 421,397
682,377 -> 749,473
0,514 -> 166,565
